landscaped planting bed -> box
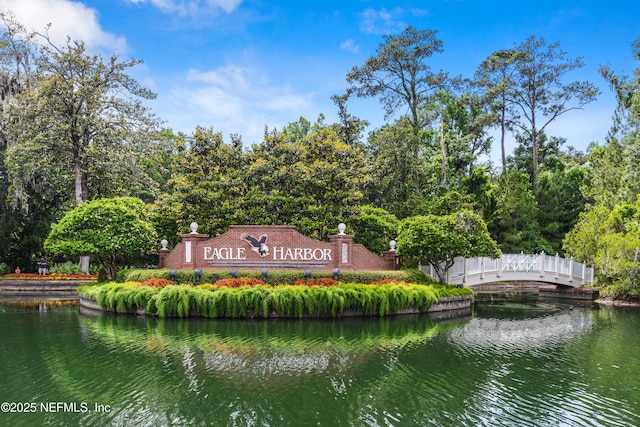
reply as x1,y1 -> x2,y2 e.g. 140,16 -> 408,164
78,275 -> 473,319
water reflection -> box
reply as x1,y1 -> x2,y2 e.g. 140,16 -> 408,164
1,300 -> 639,427
449,309 -> 593,354
77,311 -> 468,377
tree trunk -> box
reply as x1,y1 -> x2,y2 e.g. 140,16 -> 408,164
440,116 -> 447,187
531,127 -> 538,189
500,101 -> 507,171
74,154 -> 90,274
79,256 -> 90,275
73,159 -> 88,204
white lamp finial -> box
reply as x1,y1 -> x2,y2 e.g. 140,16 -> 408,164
338,223 -> 346,235
190,222 -> 199,234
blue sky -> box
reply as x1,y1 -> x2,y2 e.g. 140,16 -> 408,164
2,0 -> 639,162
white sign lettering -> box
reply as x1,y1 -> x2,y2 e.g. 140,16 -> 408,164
204,247 -> 247,261
272,247 -> 332,261
204,246 -> 333,262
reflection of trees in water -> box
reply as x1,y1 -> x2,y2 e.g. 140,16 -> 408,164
448,309 -> 593,354
77,312 -> 468,378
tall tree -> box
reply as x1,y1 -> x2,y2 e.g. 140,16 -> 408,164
599,36 -> 640,141
330,92 -> 369,147
599,36 -> 640,199
0,11 -> 35,134
346,26 -> 448,139
0,14 -> 66,270
489,168 -> 551,253
474,49 -> 524,171
242,118 -> 369,240
508,133 -> 567,179
509,35 -> 599,187
582,141 -> 633,209
154,126 -> 246,239
536,165 -> 586,254
363,118 -> 434,218
5,29 -> 159,205
422,91 -> 493,188
2,20 -> 160,271
346,26 -> 448,199
461,166 -> 497,222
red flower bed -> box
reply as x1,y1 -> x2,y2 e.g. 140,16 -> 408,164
0,273 -> 98,280
213,277 -> 265,289
138,278 -> 176,288
293,278 -> 338,287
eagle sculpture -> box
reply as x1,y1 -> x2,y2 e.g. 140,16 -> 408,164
241,233 -> 269,257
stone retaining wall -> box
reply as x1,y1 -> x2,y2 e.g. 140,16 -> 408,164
0,280 -> 95,296
79,294 -> 473,318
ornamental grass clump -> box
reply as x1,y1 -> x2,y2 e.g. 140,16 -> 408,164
79,275 -> 470,318
91,282 -> 154,314
151,285 -> 194,318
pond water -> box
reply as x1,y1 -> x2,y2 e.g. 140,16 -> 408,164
0,296 -> 639,426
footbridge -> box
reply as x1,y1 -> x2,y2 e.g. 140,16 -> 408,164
421,253 -> 594,288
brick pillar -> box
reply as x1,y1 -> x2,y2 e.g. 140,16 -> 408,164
179,233 -> 210,269
158,248 -> 170,269
382,250 -> 399,270
328,233 -> 354,271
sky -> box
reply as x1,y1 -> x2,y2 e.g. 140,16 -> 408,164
1,0 -> 639,163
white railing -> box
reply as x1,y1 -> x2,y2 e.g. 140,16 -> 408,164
421,252 -> 593,288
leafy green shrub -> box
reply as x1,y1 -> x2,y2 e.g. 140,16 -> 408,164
0,262 -> 10,275
44,197 -> 159,279
49,261 -> 83,275
115,266 -> 137,283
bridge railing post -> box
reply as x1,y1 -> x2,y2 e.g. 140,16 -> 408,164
569,257 -> 574,283
555,253 -> 560,280
539,251 -> 545,278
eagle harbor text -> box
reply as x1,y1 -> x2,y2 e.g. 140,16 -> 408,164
158,224 -> 398,272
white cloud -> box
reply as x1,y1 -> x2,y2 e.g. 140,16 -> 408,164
265,93 -> 312,111
163,63 -> 315,143
340,39 -> 359,54
0,0 -> 127,53
125,0 -> 242,16
186,65 -> 249,90
360,7 -> 406,35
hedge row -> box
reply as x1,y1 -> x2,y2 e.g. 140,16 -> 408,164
121,268 -> 435,286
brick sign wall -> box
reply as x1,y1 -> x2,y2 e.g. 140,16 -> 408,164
159,225 -> 398,271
